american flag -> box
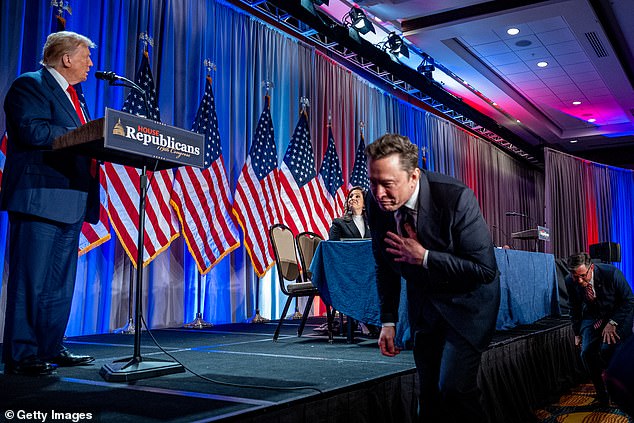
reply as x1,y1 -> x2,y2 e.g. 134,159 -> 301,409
0,131 -> 7,187
104,50 -> 179,267
349,132 -> 370,191
171,76 -> 240,274
78,169 -> 111,255
279,112 -> 330,238
317,127 -> 345,227
232,98 -> 283,277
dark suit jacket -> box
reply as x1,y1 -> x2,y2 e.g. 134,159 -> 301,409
329,216 -> 371,240
565,263 -> 634,337
368,170 -> 500,350
1,68 -> 99,224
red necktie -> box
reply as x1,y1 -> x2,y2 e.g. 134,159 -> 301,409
584,283 -> 596,302
67,85 -> 97,177
66,85 -> 86,125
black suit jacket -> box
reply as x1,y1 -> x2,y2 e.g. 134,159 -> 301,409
1,68 -> 99,224
329,216 -> 371,240
565,263 -> 634,337
368,170 -> 500,350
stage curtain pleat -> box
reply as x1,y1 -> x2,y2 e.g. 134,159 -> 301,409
479,323 -> 585,422
545,148 -> 634,290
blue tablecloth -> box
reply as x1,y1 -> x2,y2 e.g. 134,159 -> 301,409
494,248 -> 560,330
309,240 -> 559,336
309,240 -> 410,346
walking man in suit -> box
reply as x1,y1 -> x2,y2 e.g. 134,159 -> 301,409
366,134 -> 499,422
1,31 -> 100,375
565,252 -> 634,405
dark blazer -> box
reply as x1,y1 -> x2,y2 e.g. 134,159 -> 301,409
565,263 -> 634,337
1,68 -> 99,224
368,170 -> 500,350
329,216 -> 371,240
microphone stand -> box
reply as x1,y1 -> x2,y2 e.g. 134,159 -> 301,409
99,78 -> 184,382
107,77 -> 150,119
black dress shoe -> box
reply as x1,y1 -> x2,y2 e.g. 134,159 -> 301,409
50,351 -> 95,367
4,357 -> 56,376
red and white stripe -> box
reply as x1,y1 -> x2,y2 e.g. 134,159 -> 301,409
79,165 -> 111,255
105,162 -> 179,267
171,158 -> 240,274
279,163 -> 331,239
232,159 -> 283,277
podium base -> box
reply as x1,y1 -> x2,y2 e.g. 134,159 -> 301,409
100,356 -> 185,382
184,313 -> 213,329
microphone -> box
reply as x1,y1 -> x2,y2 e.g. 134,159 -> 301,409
94,71 -> 122,82
505,211 -> 527,217
95,70 -> 150,119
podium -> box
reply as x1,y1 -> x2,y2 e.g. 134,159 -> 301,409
53,108 -> 205,382
511,225 -> 550,251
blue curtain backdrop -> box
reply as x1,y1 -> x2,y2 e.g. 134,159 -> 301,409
5,0 -> 623,338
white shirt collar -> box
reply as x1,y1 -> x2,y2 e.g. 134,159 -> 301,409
45,66 -> 70,91
403,178 -> 419,212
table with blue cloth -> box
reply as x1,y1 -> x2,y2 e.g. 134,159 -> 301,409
309,239 -> 411,347
309,240 -> 560,345
494,247 -> 560,330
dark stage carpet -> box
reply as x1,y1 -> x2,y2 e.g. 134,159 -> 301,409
1,317 -> 583,422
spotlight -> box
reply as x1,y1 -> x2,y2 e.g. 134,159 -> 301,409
384,32 -> 409,58
345,6 -> 375,35
417,54 -> 435,79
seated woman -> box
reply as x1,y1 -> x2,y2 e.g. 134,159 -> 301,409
315,187 -> 378,337
328,186 -> 370,241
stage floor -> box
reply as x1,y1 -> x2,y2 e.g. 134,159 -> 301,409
1,316 -> 583,422
1,319 -> 418,422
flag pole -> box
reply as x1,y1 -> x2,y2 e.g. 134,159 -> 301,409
248,81 -> 274,324
184,271 -> 213,328
113,264 -> 136,334
250,275 -> 268,323
291,96 -> 312,320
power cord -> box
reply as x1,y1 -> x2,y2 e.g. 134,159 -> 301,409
140,315 -> 324,394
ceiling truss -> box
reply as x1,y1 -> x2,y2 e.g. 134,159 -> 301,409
235,0 -> 543,166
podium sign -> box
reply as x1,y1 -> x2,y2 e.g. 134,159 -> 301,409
104,108 -> 205,168
512,226 -> 551,241
537,225 -> 550,242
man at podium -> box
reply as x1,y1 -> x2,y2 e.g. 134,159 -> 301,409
1,31 -> 100,376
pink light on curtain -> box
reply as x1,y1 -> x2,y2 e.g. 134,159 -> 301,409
584,161 -> 599,250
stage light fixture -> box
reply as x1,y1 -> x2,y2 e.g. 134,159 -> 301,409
346,6 -> 375,35
384,32 -> 409,58
417,54 -> 435,79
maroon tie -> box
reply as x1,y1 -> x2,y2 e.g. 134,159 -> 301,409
66,85 -> 86,125
584,283 -> 596,302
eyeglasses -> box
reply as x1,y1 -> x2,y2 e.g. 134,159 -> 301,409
571,264 -> 592,280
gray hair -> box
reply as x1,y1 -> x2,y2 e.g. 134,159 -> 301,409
365,133 -> 419,175
41,31 -> 95,67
